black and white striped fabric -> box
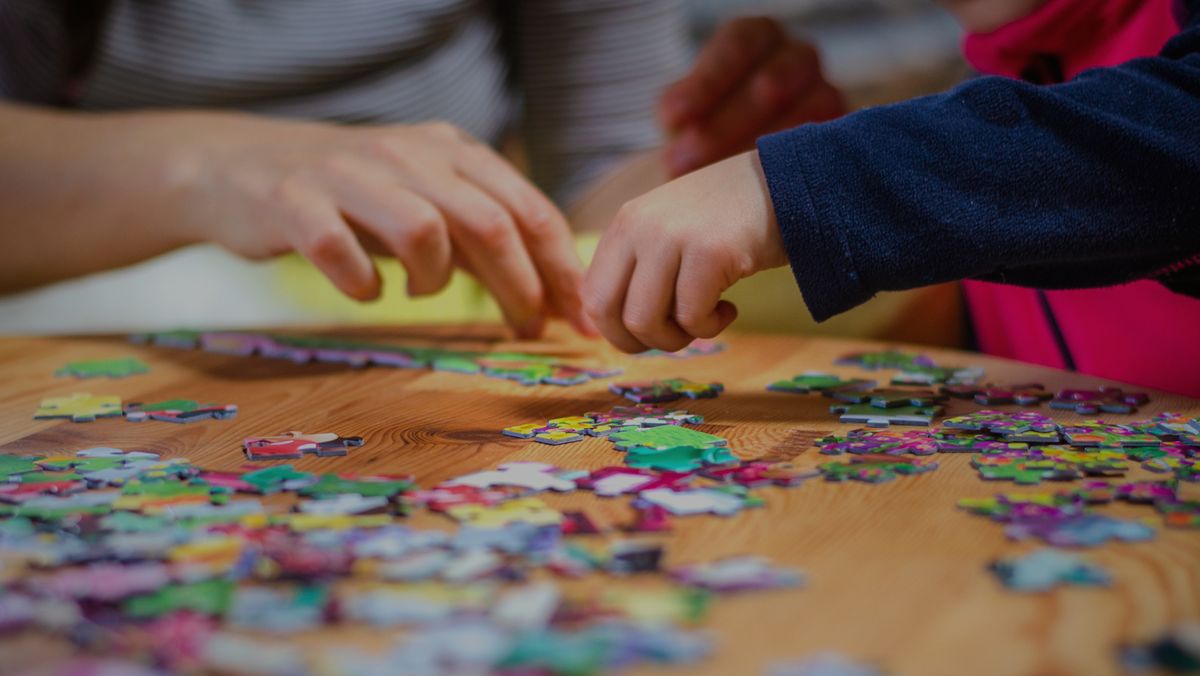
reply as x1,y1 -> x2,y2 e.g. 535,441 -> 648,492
0,0 -> 688,202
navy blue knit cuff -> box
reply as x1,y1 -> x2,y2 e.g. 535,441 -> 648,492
756,128 -> 872,322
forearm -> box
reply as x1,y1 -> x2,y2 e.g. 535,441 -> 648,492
758,22 -> 1200,321
0,103 -> 205,292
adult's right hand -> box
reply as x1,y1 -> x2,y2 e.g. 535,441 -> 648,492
171,113 -> 592,339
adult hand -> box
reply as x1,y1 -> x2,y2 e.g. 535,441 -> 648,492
659,17 -> 844,177
177,114 -> 592,339
583,150 -> 786,353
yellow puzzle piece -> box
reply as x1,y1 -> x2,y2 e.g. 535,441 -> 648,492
34,393 -> 121,423
445,497 -> 563,528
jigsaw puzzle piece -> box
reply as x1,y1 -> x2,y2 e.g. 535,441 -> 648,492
34,393 -> 122,422
1051,387 -> 1149,415
989,548 -> 1110,592
55,357 -> 149,379
672,555 -> 804,592
624,445 -> 738,472
124,399 -> 238,423
829,403 -> 941,428
766,372 -> 875,395
609,378 -> 723,403
242,431 -> 364,461
444,462 -> 581,493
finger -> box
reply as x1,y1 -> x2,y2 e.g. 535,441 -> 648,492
674,247 -> 739,339
281,186 -> 381,301
666,41 -> 823,176
324,161 -> 453,296
659,17 -> 784,131
583,232 -> 645,353
455,146 -> 598,337
433,180 -> 547,338
622,246 -> 692,351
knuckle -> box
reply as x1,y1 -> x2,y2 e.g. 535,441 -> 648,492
402,209 -> 446,251
469,212 -> 516,251
304,227 -> 351,261
581,283 -> 613,323
622,308 -> 656,338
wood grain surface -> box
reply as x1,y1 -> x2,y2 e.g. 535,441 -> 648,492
0,324 -> 1197,676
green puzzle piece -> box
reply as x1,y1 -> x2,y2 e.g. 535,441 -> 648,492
624,444 -> 738,472
0,454 -> 45,480
829,403 -> 941,428
610,425 -> 727,451
972,457 -> 1078,485
55,357 -> 149,379
34,393 -> 122,422
241,465 -> 317,494
767,372 -> 874,394
124,579 -> 235,618
98,511 -> 169,533
299,474 -> 415,498
36,456 -> 123,473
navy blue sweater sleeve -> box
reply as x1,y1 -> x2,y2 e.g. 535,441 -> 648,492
757,7 -> 1200,322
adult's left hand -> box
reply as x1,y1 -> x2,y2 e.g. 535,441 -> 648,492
659,17 -> 845,177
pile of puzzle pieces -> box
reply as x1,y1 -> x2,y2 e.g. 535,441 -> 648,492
0,441 -> 812,675
131,330 -> 622,386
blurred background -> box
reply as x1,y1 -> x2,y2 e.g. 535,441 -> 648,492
0,0 -> 969,344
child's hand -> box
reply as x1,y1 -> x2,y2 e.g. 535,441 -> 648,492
583,150 -> 787,353
175,114 -> 590,339
658,17 -> 844,177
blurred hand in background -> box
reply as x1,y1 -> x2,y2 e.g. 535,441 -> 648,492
658,17 -> 845,178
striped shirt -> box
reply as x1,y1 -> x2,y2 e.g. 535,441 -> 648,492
0,0 -> 688,202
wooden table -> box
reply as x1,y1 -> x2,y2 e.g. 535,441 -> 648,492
1,326 -> 1197,676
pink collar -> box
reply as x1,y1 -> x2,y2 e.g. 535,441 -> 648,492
963,0 -> 1179,80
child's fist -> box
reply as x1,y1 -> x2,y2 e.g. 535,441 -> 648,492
583,150 -> 787,353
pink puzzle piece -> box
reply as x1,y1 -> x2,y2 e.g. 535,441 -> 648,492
576,467 -> 694,497
242,432 -> 364,461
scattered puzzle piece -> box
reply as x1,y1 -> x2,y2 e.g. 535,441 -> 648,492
124,399 -> 237,423
829,387 -> 947,410
989,548 -> 1110,592
700,462 -> 817,487
609,378 -> 723,403
55,357 -> 148,379
636,486 -> 760,517
941,382 -> 1051,406
672,556 -> 804,592
445,462 -> 581,493
609,424 -> 726,452
0,455 -> 45,481
818,454 -> 938,483
766,372 -> 874,396
1005,514 -> 1156,547
624,445 -> 738,472
829,403 -> 941,428
34,393 -> 122,422
1051,387 -> 1149,415
446,497 -> 563,528
816,429 -> 939,456
243,431 -> 364,461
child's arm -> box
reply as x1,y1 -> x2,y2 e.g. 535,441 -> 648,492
584,9 -> 1200,352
